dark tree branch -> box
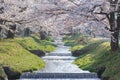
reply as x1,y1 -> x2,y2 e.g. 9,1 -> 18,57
68,0 -> 80,7
19,7 -> 27,13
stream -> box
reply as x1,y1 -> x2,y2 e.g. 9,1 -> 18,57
20,38 -> 100,80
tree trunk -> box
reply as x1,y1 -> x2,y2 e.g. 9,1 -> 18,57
109,12 -> 118,52
6,24 -> 16,39
39,31 -> 47,40
7,30 -> 14,39
24,28 -> 30,37
110,12 -> 120,52
111,30 -> 119,52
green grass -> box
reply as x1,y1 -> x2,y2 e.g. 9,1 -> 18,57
73,40 -> 120,80
70,45 -> 84,52
17,36 -> 56,53
64,34 -> 120,80
63,34 -> 91,46
0,40 -> 45,74
0,35 -> 56,78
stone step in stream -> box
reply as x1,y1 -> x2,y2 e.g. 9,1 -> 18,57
46,53 -> 72,56
20,73 -> 99,79
42,56 -> 76,60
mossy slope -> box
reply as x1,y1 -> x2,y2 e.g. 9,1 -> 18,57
17,36 -> 56,53
63,34 -> 120,80
72,39 -> 120,80
0,39 -> 45,73
0,35 -> 56,78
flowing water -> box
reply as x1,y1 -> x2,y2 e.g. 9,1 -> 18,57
20,39 -> 100,80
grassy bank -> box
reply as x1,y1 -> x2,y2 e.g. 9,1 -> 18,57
0,40 -> 45,72
64,34 -> 120,80
17,35 -> 56,53
63,33 -> 89,46
0,35 -> 56,78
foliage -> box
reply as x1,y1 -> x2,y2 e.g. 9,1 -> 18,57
46,36 -> 54,42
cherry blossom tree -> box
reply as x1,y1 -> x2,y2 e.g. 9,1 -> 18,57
1,0 -> 120,52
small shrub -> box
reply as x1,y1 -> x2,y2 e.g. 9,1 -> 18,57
70,45 -> 84,52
